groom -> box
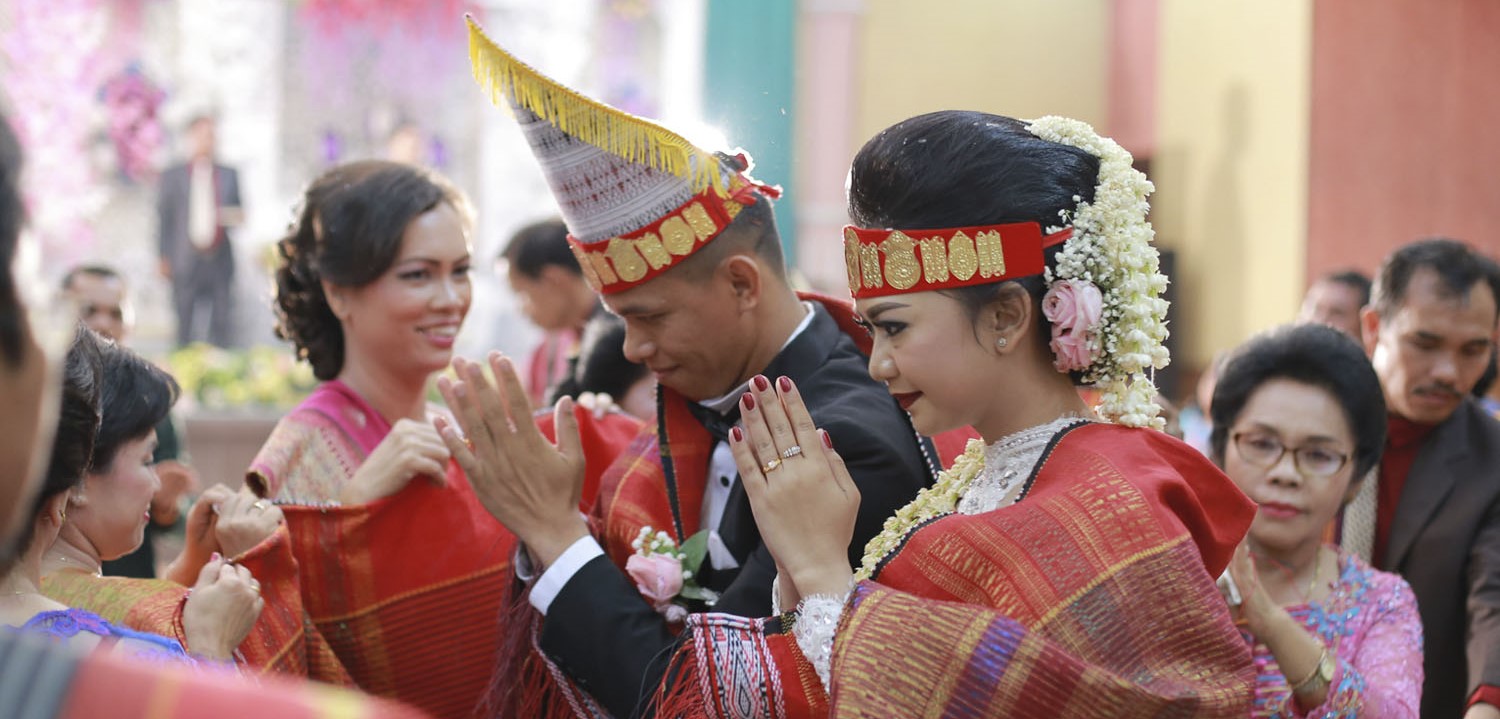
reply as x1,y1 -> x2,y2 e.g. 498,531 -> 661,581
445,22 -> 954,718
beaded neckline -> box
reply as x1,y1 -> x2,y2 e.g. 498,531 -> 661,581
856,415 -> 1089,580
959,416 -> 1087,514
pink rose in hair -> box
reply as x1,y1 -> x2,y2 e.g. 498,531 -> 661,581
1050,332 -> 1096,373
1042,279 -> 1104,372
626,553 -> 684,607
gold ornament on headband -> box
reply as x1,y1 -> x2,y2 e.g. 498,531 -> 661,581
842,223 -> 1069,299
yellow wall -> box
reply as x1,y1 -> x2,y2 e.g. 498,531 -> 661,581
851,0 -> 1313,375
1152,1 -> 1311,369
854,0 -> 1109,148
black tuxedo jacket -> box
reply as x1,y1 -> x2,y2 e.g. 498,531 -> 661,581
538,303 -> 934,718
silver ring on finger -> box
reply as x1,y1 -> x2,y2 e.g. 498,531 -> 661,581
761,458 -> 782,474
780,445 -> 803,460
251,500 -> 269,512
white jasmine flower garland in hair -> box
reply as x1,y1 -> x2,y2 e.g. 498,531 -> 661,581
1028,116 -> 1170,430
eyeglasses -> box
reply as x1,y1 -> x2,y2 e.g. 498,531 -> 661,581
1231,431 -> 1350,478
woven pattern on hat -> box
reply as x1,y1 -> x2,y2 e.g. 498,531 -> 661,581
518,108 -> 698,244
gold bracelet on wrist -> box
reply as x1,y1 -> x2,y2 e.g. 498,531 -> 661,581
1289,645 -> 1333,694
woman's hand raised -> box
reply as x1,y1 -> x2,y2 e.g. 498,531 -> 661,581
214,488 -> 285,558
1226,540 -> 1285,639
730,375 -> 857,598
339,418 -> 450,505
164,484 -> 236,586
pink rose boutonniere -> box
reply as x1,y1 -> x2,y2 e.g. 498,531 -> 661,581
1042,279 -> 1104,373
628,526 -> 718,624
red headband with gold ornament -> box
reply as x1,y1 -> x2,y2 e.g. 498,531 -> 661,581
566,172 -> 780,294
843,222 -> 1073,298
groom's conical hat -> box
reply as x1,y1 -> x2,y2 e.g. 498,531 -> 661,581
467,17 -> 779,294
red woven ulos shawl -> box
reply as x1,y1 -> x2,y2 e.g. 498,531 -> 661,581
656,422 -> 1257,718
276,404 -> 639,719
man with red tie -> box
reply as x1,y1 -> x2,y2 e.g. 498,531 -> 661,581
157,114 -> 242,347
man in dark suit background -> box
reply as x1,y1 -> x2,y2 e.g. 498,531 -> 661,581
157,114 -> 242,347
1349,238 -> 1500,718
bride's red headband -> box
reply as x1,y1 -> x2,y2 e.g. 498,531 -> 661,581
842,223 -> 1073,299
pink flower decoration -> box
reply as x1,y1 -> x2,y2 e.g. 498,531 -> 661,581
626,553 -> 684,608
1042,279 -> 1104,373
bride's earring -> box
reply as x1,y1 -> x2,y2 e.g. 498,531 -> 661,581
996,336 -> 1009,350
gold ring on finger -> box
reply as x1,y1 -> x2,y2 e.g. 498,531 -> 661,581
761,458 -> 782,474
780,445 -> 803,460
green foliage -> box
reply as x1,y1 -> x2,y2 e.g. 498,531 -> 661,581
166,343 -> 318,410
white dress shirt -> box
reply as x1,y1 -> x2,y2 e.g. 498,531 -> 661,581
529,303 -> 817,615
188,159 -> 216,249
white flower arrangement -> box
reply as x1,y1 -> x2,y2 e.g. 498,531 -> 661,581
1028,116 -> 1171,430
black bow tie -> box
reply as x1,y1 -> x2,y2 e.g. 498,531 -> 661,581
686,401 -> 741,444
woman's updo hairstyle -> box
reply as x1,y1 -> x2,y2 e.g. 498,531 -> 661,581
1210,323 -> 1386,480
274,160 -> 472,380
92,336 -> 179,474
847,111 -> 1100,380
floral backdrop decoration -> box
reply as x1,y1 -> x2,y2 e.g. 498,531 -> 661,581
99,64 -> 165,183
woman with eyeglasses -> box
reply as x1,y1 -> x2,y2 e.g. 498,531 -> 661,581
1212,323 -> 1422,717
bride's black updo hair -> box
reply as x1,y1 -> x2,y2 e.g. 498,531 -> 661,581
848,112 -> 1099,231
847,111 -> 1101,379
274,160 -> 471,381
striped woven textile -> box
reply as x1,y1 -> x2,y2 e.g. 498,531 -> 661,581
0,630 -> 433,719
656,422 -> 1257,718
253,379 -> 639,719
41,525 -> 349,683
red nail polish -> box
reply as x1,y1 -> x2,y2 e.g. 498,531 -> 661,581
730,427 -> 744,442
741,392 -> 756,411
821,429 -> 834,449
754,375 -> 770,391
777,376 -> 792,392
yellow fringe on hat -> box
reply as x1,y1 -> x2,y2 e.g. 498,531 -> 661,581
467,16 -> 726,196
